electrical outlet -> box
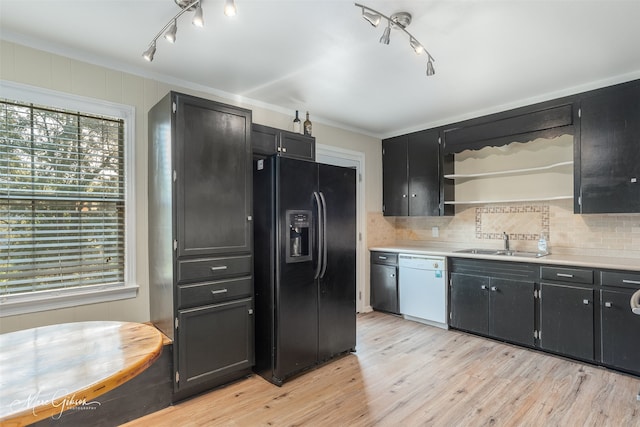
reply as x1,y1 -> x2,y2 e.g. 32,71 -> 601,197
432,226 -> 439,237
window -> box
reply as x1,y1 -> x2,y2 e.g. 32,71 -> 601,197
0,82 -> 137,316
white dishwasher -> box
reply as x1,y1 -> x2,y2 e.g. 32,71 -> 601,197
398,254 -> 448,329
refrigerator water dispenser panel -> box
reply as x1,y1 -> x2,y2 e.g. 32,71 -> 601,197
286,210 -> 311,263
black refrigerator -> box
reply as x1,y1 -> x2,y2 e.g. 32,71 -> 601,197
253,155 -> 356,385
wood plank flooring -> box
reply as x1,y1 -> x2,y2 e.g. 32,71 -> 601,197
123,312 -> 639,426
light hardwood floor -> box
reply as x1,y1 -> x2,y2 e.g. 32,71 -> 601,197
124,312 -> 639,426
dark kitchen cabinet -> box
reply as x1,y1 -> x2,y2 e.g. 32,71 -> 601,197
449,273 -> 489,335
382,129 -> 442,216
148,92 -> 254,402
370,251 -> 399,314
252,123 -> 315,161
539,282 -> 594,361
600,271 -> 640,375
449,259 -> 535,347
578,80 -> 640,213
177,298 -> 254,392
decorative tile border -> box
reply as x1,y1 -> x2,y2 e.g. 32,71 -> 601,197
475,205 -> 549,240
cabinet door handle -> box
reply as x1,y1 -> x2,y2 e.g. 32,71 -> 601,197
282,147 -> 287,153
622,279 -> 640,285
631,177 -> 637,183
604,302 -> 613,308
211,288 -> 228,295
402,194 -> 407,198
583,299 -> 590,305
481,285 -> 488,290
210,266 -> 228,271
378,256 -> 387,260
557,273 -> 574,278
411,194 -> 417,198
491,286 -> 498,292
390,273 -> 396,278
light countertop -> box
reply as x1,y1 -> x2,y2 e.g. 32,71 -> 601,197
369,244 -> 640,272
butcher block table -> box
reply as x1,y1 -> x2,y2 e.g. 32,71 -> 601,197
0,321 -> 163,426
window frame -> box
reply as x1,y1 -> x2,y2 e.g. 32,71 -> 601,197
0,80 -> 137,317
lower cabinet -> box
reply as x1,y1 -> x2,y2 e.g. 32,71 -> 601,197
450,259 -> 639,377
449,259 -> 536,347
176,298 -> 254,395
600,270 -> 640,375
370,251 -> 399,314
539,283 -> 595,361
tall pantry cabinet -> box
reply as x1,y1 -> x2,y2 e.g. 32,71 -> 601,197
148,92 -> 254,402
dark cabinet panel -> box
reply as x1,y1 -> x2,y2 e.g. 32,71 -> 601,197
251,123 -> 315,161
489,278 -> 535,346
600,288 -> 640,375
177,298 -> 254,392
579,81 -> 640,213
408,130 -> 440,216
280,132 -> 315,160
176,97 -> 252,257
443,103 -> 574,153
539,283 -> 594,361
450,273 -> 490,335
370,263 -> 399,314
382,129 -> 441,216
382,135 -> 408,216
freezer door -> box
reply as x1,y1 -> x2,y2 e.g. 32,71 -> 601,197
274,157 -> 319,379
317,163 -> 357,361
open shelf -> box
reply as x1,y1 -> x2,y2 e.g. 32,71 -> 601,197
444,161 -> 573,180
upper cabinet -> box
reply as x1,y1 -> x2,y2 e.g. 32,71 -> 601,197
577,80 -> 640,214
442,102 -> 575,154
382,129 -> 448,216
252,123 -> 315,161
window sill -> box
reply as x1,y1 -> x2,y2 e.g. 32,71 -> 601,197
0,284 -> 139,317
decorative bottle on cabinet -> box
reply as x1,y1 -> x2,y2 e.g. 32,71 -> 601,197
304,111 -> 312,136
292,110 -> 301,134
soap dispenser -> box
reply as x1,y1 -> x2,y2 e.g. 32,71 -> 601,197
538,233 -> 549,254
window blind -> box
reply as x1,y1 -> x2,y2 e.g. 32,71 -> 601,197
0,99 -> 125,295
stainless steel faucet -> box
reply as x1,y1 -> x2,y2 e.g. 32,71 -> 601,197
503,232 -> 510,251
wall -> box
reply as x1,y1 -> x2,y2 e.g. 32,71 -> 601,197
0,40 -> 382,333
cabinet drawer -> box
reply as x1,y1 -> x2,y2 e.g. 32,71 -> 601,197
540,266 -> 593,284
601,270 -> 640,289
178,277 -> 252,309
178,255 -> 252,283
370,251 -> 398,266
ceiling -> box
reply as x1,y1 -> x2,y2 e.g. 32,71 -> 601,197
1,0 -> 640,139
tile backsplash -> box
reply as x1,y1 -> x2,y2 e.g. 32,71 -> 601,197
368,199 -> 640,258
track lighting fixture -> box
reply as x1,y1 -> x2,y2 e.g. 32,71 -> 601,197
355,3 -> 436,76
143,0 -> 236,62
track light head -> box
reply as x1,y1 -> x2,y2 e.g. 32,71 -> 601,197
143,42 -> 157,62
192,2 -> 204,27
361,8 -> 381,27
164,19 -> 178,43
410,38 -> 424,55
426,59 -> 435,76
379,24 -> 391,45
224,0 -> 237,17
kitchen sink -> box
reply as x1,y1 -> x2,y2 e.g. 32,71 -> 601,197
455,248 -> 549,258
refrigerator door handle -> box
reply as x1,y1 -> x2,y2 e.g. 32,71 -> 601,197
313,191 -> 323,279
319,191 -> 328,278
